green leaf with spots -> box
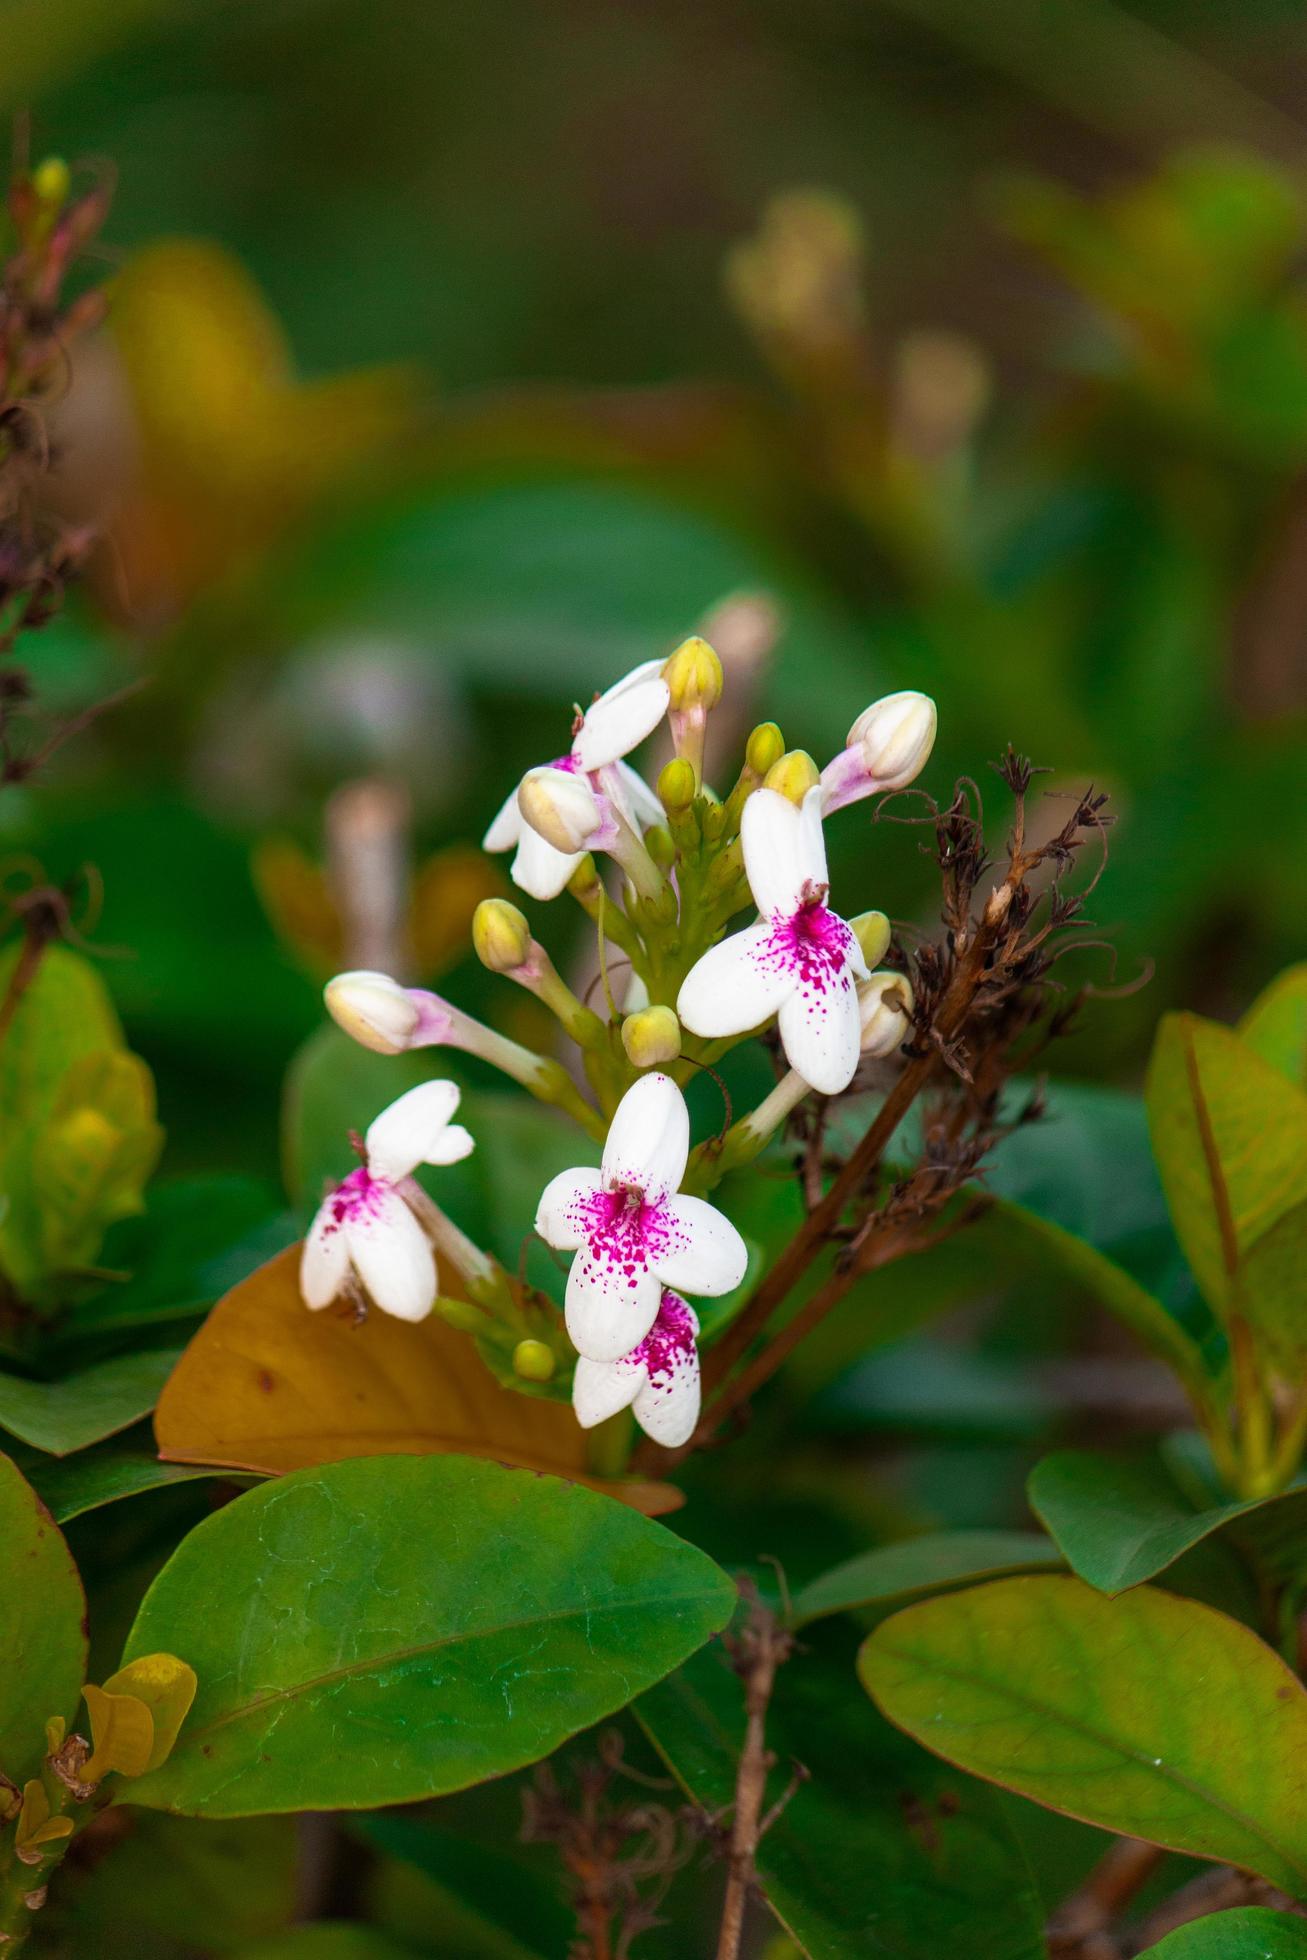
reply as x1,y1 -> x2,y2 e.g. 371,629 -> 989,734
1146,1908 -> 1307,1958
861,1576 -> 1307,1894
120,1454 -> 736,1815
0,1450 -> 87,1782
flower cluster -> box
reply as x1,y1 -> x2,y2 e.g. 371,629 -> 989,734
303,640 -> 935,1454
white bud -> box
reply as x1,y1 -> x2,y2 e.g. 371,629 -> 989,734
858,972 -> 913,1057
324,970 -> 420,1054
518,767 -> 602,854
848,691 -> 937,790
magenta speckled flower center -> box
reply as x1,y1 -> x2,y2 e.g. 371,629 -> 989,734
574,1183 -> 672,1293
763,893 -> 852,995
326,1165 -> 390,1232
635,1292 -> 697,1387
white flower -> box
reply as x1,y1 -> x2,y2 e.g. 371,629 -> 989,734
483,661 -> 668,900
572,1290 -> 700,1448
820,689 -> 936,814
535,1071 -> 747,1362
300,1081 -> 474,1322
677,785 -> 869,1094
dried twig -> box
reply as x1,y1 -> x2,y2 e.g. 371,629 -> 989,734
715,1589 -> 797,1960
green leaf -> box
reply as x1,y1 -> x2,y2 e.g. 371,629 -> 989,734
65,1812 -> 299,1957
0,943 -> 125,1293
356,1798 -> 568,1960
1241,965 -> 1307,1088
793,1531 -> 1063,1628
0,1450 -> 87,1781
861,1575 -> 1307,1893
1145,1908 -> 1307,1958
120,1454 -> 736,1815
0,1348 -> 184,1456
1241,1199 -> 1307,1372
22,1444 -> 230,1523
232,1932 -> 423,1960
29,1049 -> 164,1273
637,1624 -> 1046,1960
72,1176 -> 291,1335
1028,1449 -> 1307,1594
1145,1012 -> 1307,1338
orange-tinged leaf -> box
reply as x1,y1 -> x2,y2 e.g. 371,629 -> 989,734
154,1247 -> 679,1517
82,1685 -> 155,1781
100,1655 -> 197,1773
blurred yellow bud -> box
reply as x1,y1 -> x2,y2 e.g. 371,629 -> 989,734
726,190 -> 866,353
764,750 -> 820,805
472,897 -> 532,974
644,824 -> 675,870
324,970 -> 420,1054
43,1718 -> 65,1757
434,1294 -> 485,1334
850,911 -> 892,969
622,1005 -> 682,1068
98,1654 -> 198,1774
663,636 -> 723,715
512,1339 -> 556,1383
658,757 -> 697,817
32,157 -> 70,209
745,723 -> 786,779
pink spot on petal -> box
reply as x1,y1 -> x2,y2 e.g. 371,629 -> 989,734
631,1291 -> 698,1390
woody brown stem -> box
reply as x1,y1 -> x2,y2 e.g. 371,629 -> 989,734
715,1597 -> 793,1960
1046,1836 -> 1162,1957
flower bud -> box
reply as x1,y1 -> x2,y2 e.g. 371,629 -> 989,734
518,767 -> 601,853
32,157 -> 70,209
658,756 -> 697,816
663,636 -> 723,715
645,823 -> 675,869
513,1338 -> 556,1383
621,1004 -> 682,1068
849,691 -> 936,788
850,910 -> 892,969
764,749 -> 820,805
745,722 -> 785,779
434,1295 -> 486,1334
472,897 -> 532,973
858,972 -> 914,1057
324,970 -> 420,1054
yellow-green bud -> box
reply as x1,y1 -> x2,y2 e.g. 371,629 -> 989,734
663,635 -> 724,714
621,1004 -> 682,1067
32,157 -> 70,208
472,897 -> 532,973
513,1338 -> 556,1382
434,1295 -> 485,1334
764,749 -> 820,804
658,756 -> 697,816
850,910 -> 892,969
645,823 -> 675,869
746,722 -> 785,778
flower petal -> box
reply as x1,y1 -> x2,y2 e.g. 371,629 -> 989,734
365,1080 -> 463,1182
609,759 -> 663,832
797,783 -> 830,891
574,661 -> 670,771
632,1349 -> 700,1448
535,1167 -> 604,1250
565,1253 -> 662,1363
425,1122 -> 475,1165
511,823 -> 583,902
572,1352 -> 645,1429
601,1071 -> 689,1202
345,1188 -> 436,1322
676,919 -> 793,1038
777,962 -> 863,1095
656,1195 -> 748,1296
300,1201 -> 350,1310
741,786 -> 807,916
482,783 -> 523,853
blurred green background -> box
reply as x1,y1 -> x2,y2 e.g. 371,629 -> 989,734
7,0 -> 1307,1180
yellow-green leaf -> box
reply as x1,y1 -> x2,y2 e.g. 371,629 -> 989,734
862,1575 -> 1307,1894
99,1654 -> 197,1772
1145,1012 -> 1307,1332
31,1050 -> 164,1272
1240,964 -> 1307,1088
82,1684 -> 155,1781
